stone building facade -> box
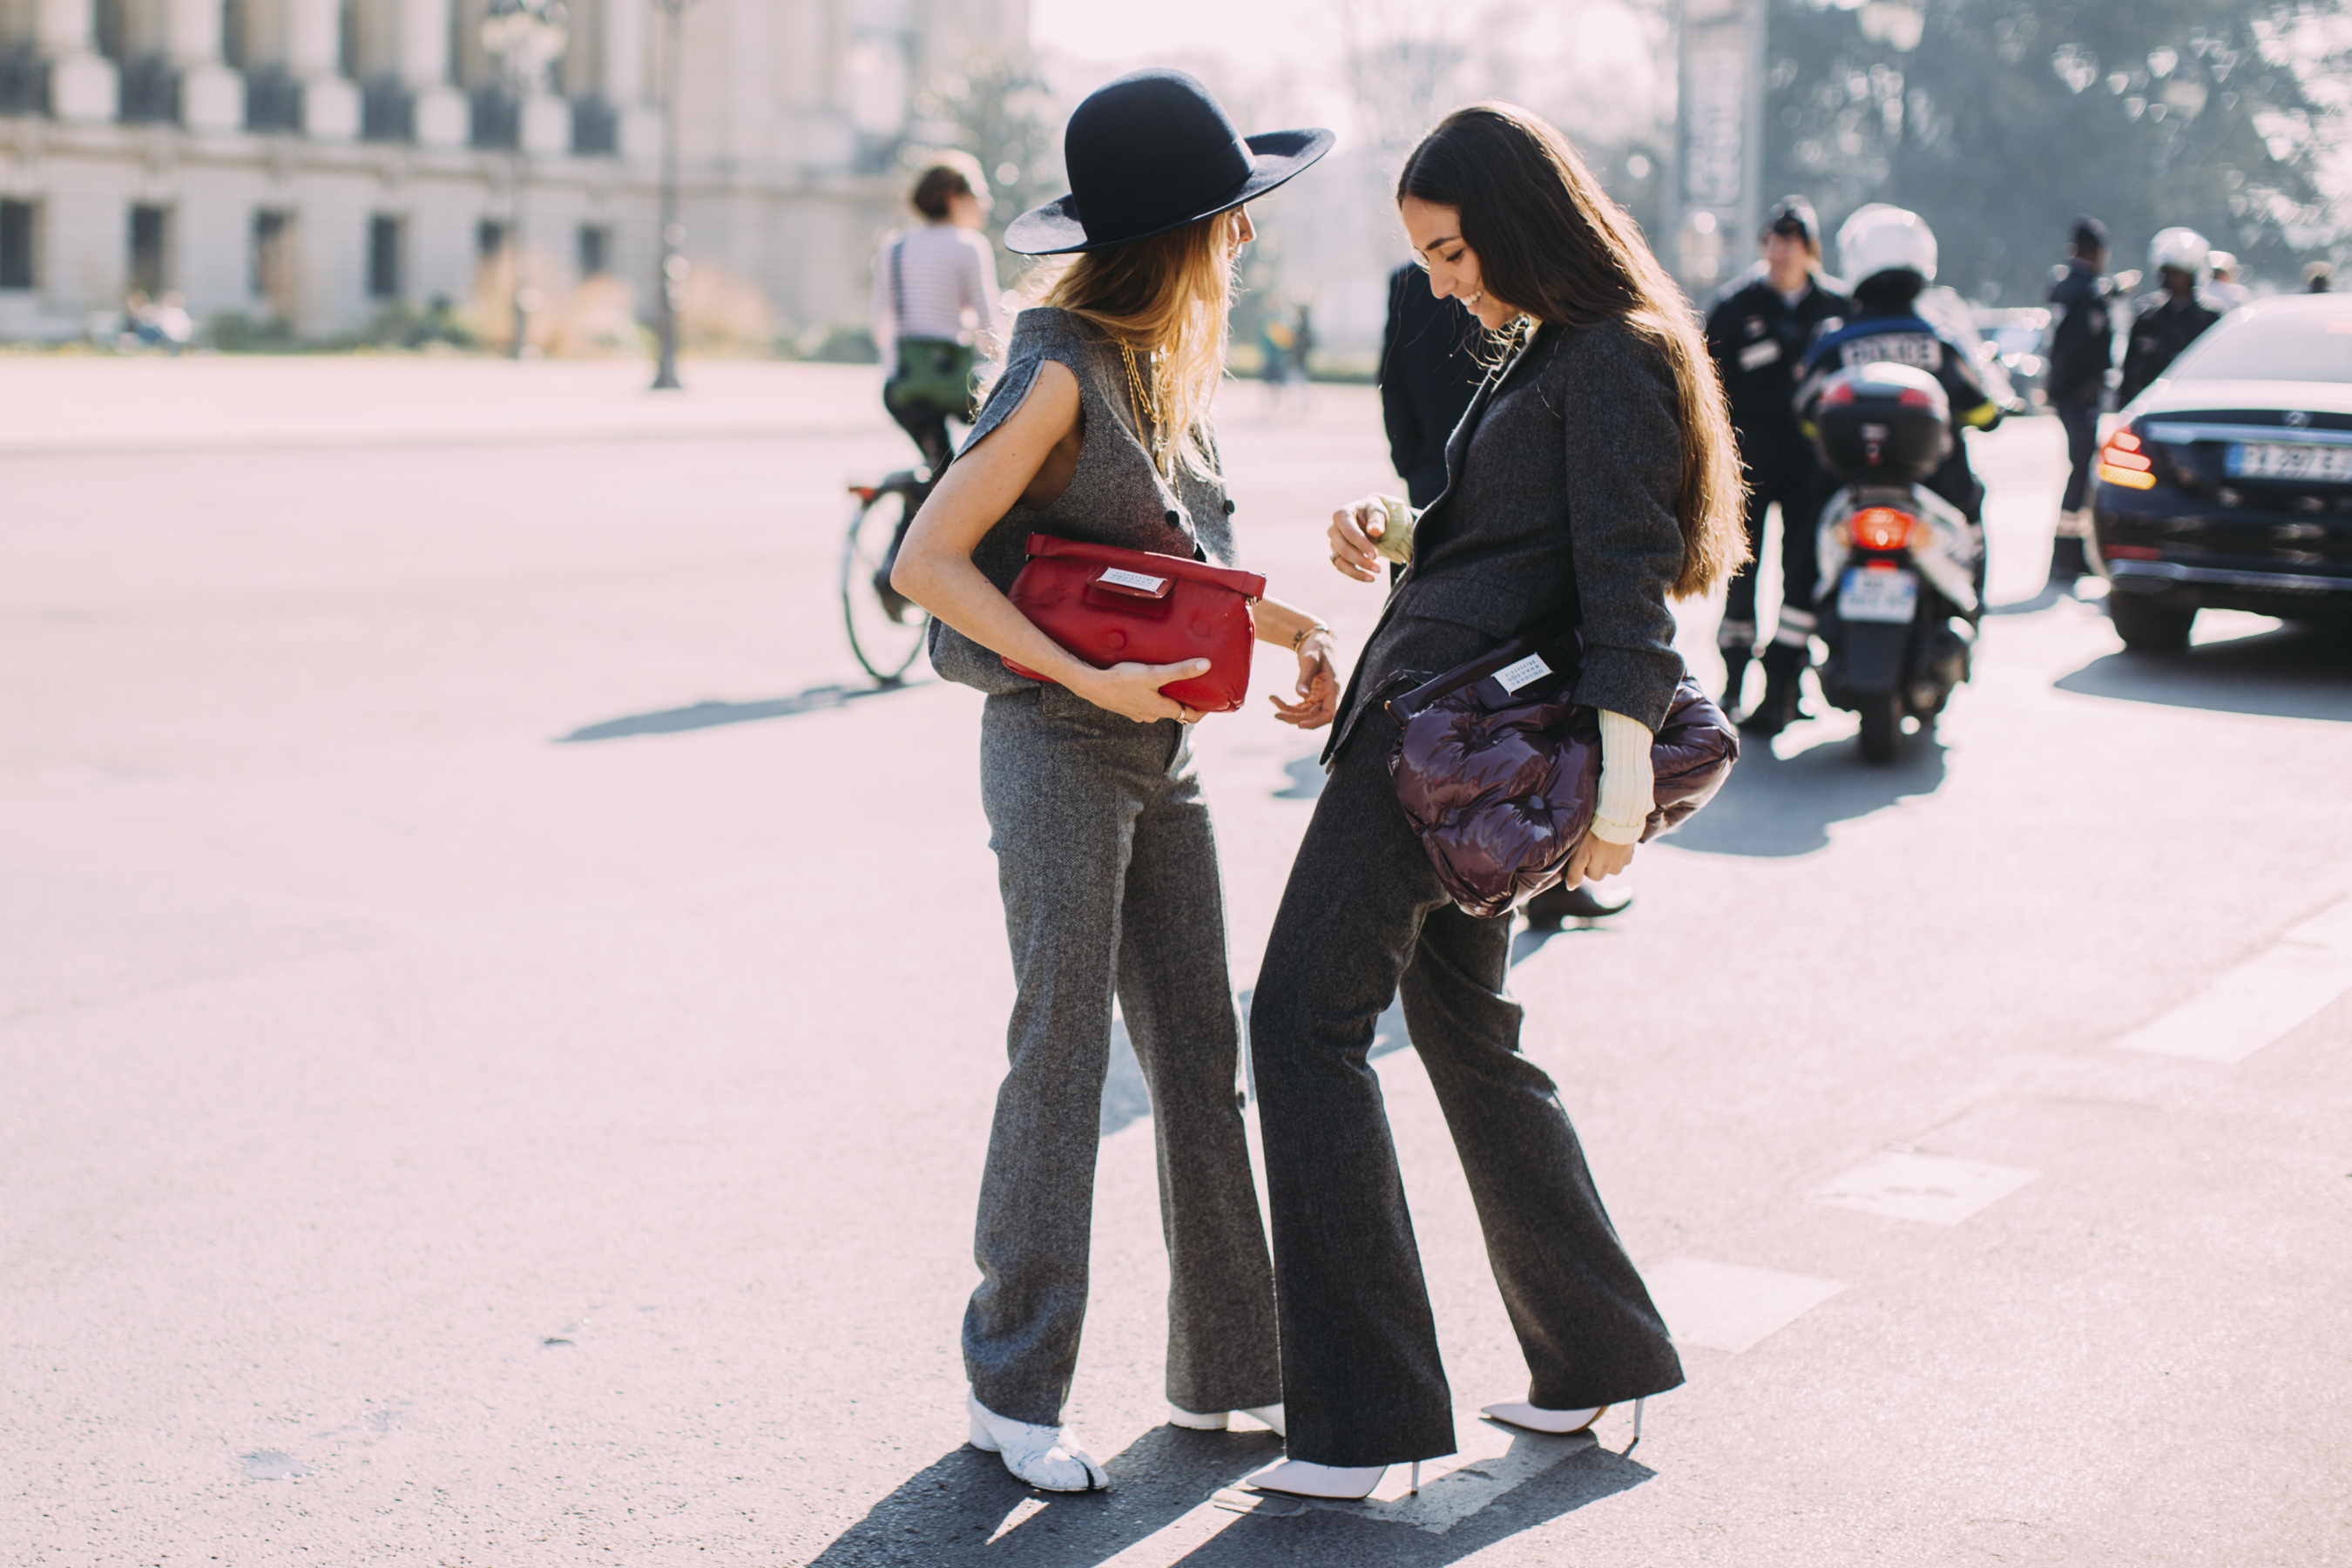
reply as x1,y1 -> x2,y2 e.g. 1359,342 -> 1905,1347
0,0 -> 1025,342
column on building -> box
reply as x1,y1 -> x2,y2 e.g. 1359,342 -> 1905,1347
287,0 -> 360,137
396,0 -> 464,146
36,0 -> 118,120
602,0 -> 658,162
162,0 -> 241,128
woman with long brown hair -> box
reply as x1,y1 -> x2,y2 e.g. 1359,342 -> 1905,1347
890,71 -> 1338,1492
1241,103 -> 1747,1499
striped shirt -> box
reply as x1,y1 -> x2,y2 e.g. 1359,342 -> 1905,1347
870,225 -> 1002,361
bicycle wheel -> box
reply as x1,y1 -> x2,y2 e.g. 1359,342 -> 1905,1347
840,484 -> 930,684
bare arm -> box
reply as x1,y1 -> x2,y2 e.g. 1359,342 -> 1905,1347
889,360 -> 1209,724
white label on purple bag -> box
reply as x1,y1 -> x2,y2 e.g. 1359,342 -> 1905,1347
1494,652 -> 1552,693
1099,567 -> 1168,592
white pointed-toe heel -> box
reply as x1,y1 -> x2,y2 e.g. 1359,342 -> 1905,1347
1168,1402 -> 1287,1436
1483,1396 -> 1650,1450
1240,1456 -> 1386,1500
1480,1401 -> 1607,1435
966,1391 -> 1109,1492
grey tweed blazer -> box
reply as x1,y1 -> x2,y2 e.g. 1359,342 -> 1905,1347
1324,316 -> 1689,761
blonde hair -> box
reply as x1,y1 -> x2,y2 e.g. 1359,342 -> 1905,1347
1026,211 -> 1242,480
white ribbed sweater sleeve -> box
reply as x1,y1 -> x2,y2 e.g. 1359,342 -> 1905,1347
1588,709 -> 1654,845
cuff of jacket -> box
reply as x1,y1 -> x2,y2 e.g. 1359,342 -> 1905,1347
1573,645 -> 1681,735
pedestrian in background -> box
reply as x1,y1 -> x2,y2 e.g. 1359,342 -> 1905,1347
889,68 -> 1337,1494
2045,217 -> 2114,586
871,152 -> 1002,476
1703,195 -> 1849,733
1241,100 -> 1746,1501
2206,252 -> 2251,313
2308,262 -> 2334,294
2118,229 -> 2222,408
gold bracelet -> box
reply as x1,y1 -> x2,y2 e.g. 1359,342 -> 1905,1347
1291,623 -> 1331,652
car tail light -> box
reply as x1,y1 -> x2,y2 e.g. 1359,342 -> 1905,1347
1846,506 -> 1920,551
2098,429 -> 2157,490
1819,382 -> 1856,408
2104,544 -> 2161,559
848,484 -> 879,501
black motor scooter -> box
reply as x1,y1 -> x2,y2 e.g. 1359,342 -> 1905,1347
1808,362 -> 1984,764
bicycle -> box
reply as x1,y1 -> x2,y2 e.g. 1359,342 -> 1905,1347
840,466 -> 936,684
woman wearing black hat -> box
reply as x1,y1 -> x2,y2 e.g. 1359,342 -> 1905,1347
890,69 -> 1337,1493
1241,103 -> 1746,1498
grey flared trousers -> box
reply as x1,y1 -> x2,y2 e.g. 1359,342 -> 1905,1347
964,686 -> 1283,1427
1249,724 -> 1685,1468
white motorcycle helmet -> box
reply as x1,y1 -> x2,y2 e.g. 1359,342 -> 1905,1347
2149,226 -> 2211,280
1836,203 -> 1938,288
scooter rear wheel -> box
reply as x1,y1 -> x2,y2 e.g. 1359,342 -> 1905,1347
1857,693 -> 1902,765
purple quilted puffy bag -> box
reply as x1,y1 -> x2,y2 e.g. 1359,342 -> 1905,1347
1385,619 -> 1739,919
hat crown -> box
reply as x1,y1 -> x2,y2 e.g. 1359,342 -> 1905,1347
1064,70 -> 1254,240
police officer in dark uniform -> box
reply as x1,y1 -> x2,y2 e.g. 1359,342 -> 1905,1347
1797,204 -> 2005,545
2118,228 -> 2223,408
2045,217 -> 2114,585
1704,196 -> 1850,733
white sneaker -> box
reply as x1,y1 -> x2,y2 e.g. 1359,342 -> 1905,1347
1167,1402 -> 1287,1436
966,1391 -> 1109,1491
1480,1400 -> 1605,1435
1241,1456 -> 1386,1499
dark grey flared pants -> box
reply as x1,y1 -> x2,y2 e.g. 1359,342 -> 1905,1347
1249,726 -> 1685,1468
964,686 -> 1282,1427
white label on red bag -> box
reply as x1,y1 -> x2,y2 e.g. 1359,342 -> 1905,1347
1099,567 -> 1168,592
1494,652 -> 1552,693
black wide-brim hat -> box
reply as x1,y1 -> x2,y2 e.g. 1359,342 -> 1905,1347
1005,69 -> 1334,256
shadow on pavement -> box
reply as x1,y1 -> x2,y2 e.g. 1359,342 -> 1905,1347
801,1425 -> 1279,1568
802,1427 -> 1649,1567
2054,623 -> 2352,723
1171,1443 -> 1652,1566
1659,724 -> 1949,858
555,680 -> 924,742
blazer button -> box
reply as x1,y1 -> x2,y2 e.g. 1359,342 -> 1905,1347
1166,509 -> 1181,526
1222,499 -> 1236,514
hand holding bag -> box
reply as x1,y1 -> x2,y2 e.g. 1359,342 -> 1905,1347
1385,613 -> 1738,918
1003,535 -> 1264,713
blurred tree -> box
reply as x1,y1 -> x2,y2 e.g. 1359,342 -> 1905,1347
1763,0 -> 2349,299
910,52 -> 1065,262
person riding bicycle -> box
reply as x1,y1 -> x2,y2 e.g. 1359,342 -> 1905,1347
872,154 -> 1004,616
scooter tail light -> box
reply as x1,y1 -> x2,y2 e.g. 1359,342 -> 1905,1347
2097,436 -> 2157,489
1848,506 -> 1921,552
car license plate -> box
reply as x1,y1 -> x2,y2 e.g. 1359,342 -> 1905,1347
2227,442 -> 2352,482
1839,567 -> 1919,624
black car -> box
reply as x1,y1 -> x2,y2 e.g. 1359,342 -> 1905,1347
2091,294 -> 2352,651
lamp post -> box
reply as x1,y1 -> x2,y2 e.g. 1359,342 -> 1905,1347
481,0 -> 570,360
649,0 -> 692,390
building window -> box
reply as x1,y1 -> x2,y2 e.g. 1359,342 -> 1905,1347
251,209 -> 294,308
1,200 -> 34,291
128,204 -> 170,296
578,224 -> 609,278
367,215 -> 402,300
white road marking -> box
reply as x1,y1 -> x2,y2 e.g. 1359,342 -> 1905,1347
2115,896 -> 2352,1063
1810,1149 -> 2038,1226
1643,1255 -> 1848,1354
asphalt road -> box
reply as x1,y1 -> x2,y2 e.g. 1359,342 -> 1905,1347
3,358 -> 2348,1566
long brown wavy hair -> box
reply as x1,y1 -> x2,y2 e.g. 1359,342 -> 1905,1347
1025,209 -> 1246,482
1397,104 -> 1748,598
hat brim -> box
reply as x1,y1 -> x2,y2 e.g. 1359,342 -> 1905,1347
1003,128 -> 1335,255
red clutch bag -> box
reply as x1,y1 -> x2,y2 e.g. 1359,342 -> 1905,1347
1003,535 -> 1265,713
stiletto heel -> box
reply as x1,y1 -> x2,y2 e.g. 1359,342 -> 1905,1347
1409,1461 -> 1421,1493
1625,1396 -> 1646,1456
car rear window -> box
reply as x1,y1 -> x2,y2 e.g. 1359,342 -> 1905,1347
2174,313 -> 2352,382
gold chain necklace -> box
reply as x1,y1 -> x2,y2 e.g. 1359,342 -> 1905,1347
1119,344 -> 1172,470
